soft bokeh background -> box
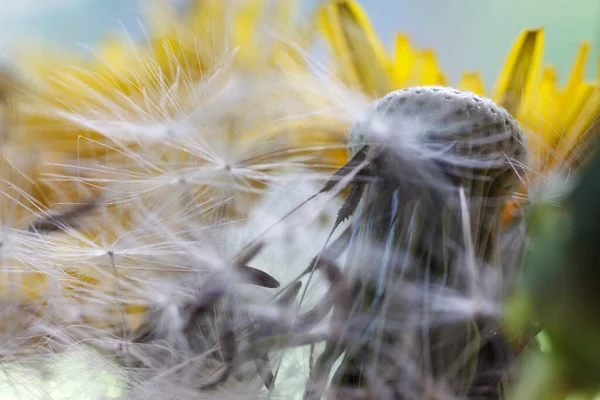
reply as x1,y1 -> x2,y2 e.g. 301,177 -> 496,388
1,0 -> 598,84
0,0 -> 598,399
360,0 -> 600,84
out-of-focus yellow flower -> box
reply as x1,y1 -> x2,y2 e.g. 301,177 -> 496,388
490,33 -> 600,221
316,0 -> 600,222
317,0 -> 447,96
3,0 -> 352,218
0,0 -> 359,355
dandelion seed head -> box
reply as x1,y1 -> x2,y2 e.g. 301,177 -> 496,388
350,86 -> 527,194
305,86 -> 532,399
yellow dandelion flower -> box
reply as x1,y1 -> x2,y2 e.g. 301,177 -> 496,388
3,0 -> 353,220
496,36 -> 600,221
0,0 -> 362,358
316,0 -> 599,223
317,0 -> 447,95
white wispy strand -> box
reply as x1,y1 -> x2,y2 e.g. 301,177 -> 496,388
0,13 -> 367,395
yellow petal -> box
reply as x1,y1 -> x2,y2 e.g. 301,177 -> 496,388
243,0 -> 308,69
553,83 -> 600,169
141,0 -> 179,38
184,0 -> 229,69
0,67 -> 24,144
270,16 -> 317,70
270,0 -> 300,31
437,72 -> 449,86
409,49 -> 447,86
0,271 -> 47,302
393,34 -> 413,87
493,28 -> 544,116
317,0 -> 393,97
139,2 -> 205,83
559,83 -> 594,139
518,66 -> 560,167
96,35 -> 143,74
558,42 -> 591,128
232,0 -> 267,67
271,43 -> 305,71
562,42 -> 590,93
457,72 -> 486,96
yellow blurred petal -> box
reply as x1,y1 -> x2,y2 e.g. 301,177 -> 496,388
270,2 -> 319,69
518,66 -> 560,166
98,38 -> 128,69
559,83 -> 594,138
436,72 -> 449,87
393,34 -> 413,87
421,50 -> 443,85
318,0 -> 393,96
409,49 -> 446,86
182,0 -> 228,69
232,0 -> 267,67
270,0 -> 300,30
96,35 -> 146,75
141,0 -> 180,37
558,42 -> 591,128
493,28 -> 544,116
233,0 -> 311,69
146,1 -> 215,73
562,42 -> 590,94
0,67 -> 24,144
271,44 -> 305,70
141,3 -> 205,81
0,271 -> 47,302
553,83 -> 600,169
457,72 -> 486,96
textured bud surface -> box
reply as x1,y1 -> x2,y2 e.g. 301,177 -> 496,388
350,86 -> 527,192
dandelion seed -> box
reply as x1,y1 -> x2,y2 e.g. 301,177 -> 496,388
303,86 -> 528,399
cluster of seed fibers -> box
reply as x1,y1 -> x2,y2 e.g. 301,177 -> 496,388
0,53 -> 360,398
305,86 -> 528,399
0,49 -> 529,399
